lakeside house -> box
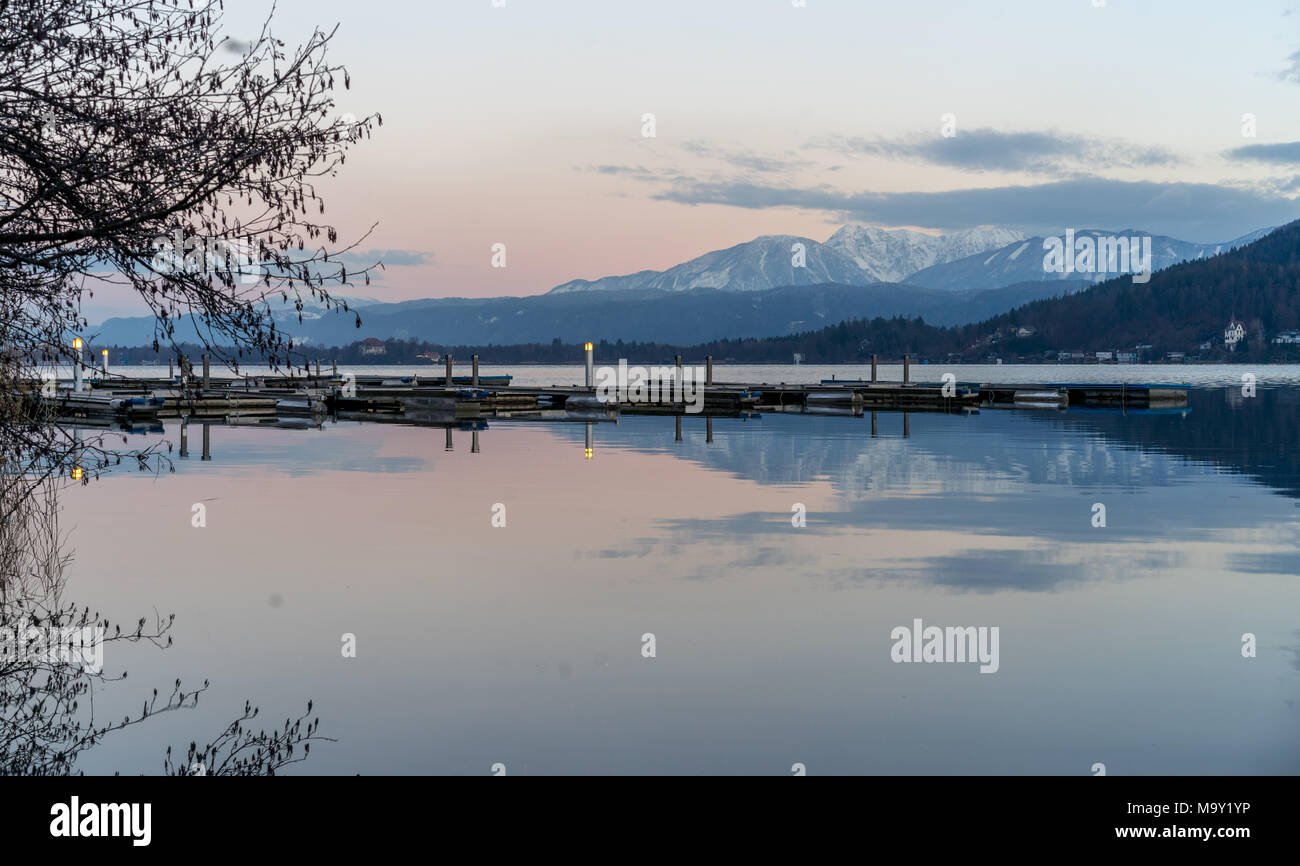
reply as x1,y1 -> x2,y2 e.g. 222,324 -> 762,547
360,337 -> 387,356
1274,330 -> 1300,345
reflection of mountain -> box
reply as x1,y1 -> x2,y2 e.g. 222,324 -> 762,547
543,388 -> 1300,508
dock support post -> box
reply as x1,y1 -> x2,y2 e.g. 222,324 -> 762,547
871,354 -> 877,383
201,424 -> 211,461
333,359 -> 338,376
584,342 -> 594,388
706,355 -> 713,386
179,420 -> 188,458
903,354 -> 910,384
169,358 -> 174,380
445,354 -> 453,387
315,359 -> 321,377
445,428 -> 453,451
202,354 -> 210,389
675,414 -> 682,442
472,354 -> 480,387
675,354 -> 682,401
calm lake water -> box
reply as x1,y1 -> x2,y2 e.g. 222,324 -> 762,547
60,365 -> 1300,775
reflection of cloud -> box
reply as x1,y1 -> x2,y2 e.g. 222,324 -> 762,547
1228,551 -> 1300,575
866,547 -> 1180,594
1286,630 -> 1300,672
828,129 -> 1180,175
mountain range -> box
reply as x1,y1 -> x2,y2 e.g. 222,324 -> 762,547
90,223 -> 1275,348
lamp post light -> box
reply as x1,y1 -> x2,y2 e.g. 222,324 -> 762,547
72,337 -> 83,392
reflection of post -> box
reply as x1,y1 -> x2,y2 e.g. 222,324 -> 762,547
445,428 -> 453,451
471,431 -> 480,454
584,422 -> 593,460
179,419 -> 189,458
706,416 -> 713,443
675,415 -> 682,442
472,354 -> 480,387
871,411 -> 877,437
903,412 -> 910,438
871,354 -> 878,383
201,423 -> 211,460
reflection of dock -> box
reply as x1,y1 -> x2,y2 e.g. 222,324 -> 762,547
979,382 -> 1189,409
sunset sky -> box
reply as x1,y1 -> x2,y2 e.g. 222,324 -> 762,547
213,0 -> 1300,303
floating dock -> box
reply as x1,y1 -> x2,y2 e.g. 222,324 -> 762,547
18,369 -> 1187,427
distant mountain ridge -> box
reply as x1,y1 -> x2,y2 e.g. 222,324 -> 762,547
823,225 -> 1027,282
89,222 -> 1282,349
549,225 -> 1024,294
546,223 -> 1272,296
549,234 -> 873,294
92,279 -> 1090,348
904,227 -> 1276,292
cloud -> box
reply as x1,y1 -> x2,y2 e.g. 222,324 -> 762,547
336,249 -> 434,267
1281,48 -> 1300,83
679,139 -> 801,173
650,176 -> 1296,241
828,128 -> 1181,175
1225,141 -> 1300,165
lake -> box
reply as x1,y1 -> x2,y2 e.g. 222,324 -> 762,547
57,365 -> 1300,775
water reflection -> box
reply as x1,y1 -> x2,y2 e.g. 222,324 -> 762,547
52,386 -> 1300,774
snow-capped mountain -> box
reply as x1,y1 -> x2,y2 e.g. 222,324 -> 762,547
549,234 -> 873,294
904,227 -> 1277,292
546,224 -> 1276,296
823,225 -> 1026,283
